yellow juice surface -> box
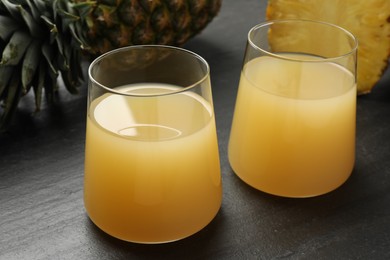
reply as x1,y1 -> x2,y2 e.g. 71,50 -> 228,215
84,84 -> 222,243
228,55 -> 356,197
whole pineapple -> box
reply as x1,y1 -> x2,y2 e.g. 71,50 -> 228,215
266,0 -> 390,95
0,0 -> 221,131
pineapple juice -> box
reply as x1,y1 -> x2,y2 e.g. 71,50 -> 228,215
228,55 -> 356,197
84,84 -> 222,243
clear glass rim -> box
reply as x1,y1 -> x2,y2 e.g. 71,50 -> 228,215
88,45 -> 210,97
248,19 -> 358,62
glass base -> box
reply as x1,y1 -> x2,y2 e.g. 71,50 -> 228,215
86,208 -> 221,244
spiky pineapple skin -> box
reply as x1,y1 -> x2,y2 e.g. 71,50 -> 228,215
76,0 -> 222,56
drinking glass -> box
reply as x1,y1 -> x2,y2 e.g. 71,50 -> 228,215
84,45 -> 222,243
228,20 -> 358,197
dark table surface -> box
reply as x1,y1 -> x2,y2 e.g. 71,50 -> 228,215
1,1 -> 390,259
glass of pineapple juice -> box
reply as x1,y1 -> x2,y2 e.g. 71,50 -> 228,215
228,20 -> 358,198
84,45 -> 222,243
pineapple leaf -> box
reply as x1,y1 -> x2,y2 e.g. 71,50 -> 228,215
68,23 -> 86,49
61,69 -> 79,94
17,2 -> 43,36
4,0 -> 24,4
0,30 -> 32,66
52,0 -> 59,20
58,9 -> 79,22
0,69 -> 22,131
41,42 -> 58,76
55,33 -> 66,68
73,22 -> 91,50
31,0 -> 49,15
2,0 -> 23,22
63,36 -> 72,67
72,48 -> 84,82
0,15 -> 20,40
22,40 -> 40,92
56,2 -> 80,26
26,0 -> 44,20
40,15 -> 58,39
33,61 -> 46,111
0,65 -> 13,97
44,65 -> 59,103
25,0 -> 39,19
73,1 -> 96,18
53,0 -> 88,50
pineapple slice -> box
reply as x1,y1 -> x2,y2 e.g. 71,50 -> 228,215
266,0 -> 390,94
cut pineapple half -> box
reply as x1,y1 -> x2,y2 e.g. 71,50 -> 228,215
266,0 -> 390,94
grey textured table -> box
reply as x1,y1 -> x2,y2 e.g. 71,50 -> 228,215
1,1 -> 390,259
